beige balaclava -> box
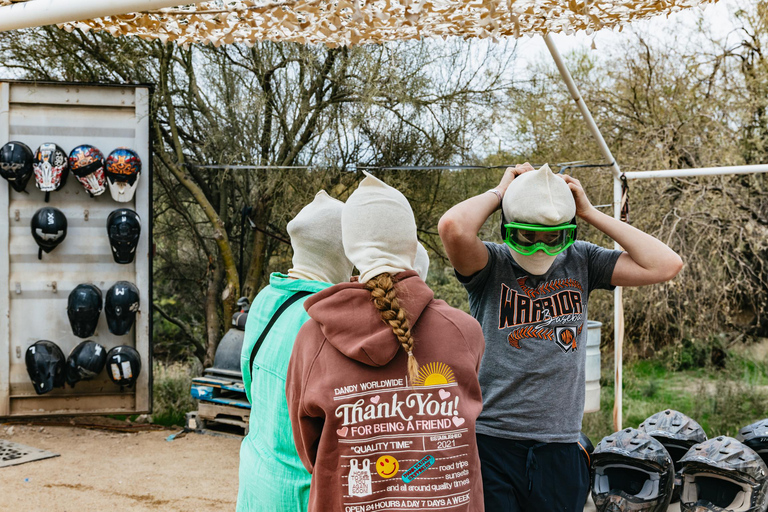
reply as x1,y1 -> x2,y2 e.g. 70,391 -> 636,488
342,172 -> 418,284
286,190 -> 354,284
501,163 -> 576,275
414,243 -> 430,281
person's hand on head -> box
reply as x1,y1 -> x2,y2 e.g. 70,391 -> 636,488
558,174 -> 596,219
497,162 -> 535,195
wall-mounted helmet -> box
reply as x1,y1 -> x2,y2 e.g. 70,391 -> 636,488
0,141 -> 34,192
65,340 -> 107,387
105,281 -> 139,335
106,345 -> 141,387
105,148 -> 141,202
639,409 -> 708,503
591,428 -> 674,512
738,419 -> 768,468
67,284 -> 103,338
31,207 -> 67,258
679,436 -> 768,512
33,143 -> 69,193
69,144 -> 106,196
107,209 -> 141,264
25,340 -> 66,395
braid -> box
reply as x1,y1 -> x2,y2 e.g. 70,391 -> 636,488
365,273 -> 419,385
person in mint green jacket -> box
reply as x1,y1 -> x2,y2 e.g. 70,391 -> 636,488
237,190 -> 354,512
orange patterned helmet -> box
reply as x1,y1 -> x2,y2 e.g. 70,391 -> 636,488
105,147 -> 141,202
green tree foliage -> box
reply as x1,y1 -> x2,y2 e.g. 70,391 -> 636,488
483,2 -> 768,355
0,27 -> 514,364
1,1 -> 767,366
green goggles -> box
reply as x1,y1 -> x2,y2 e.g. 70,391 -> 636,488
503,221 -> 577,256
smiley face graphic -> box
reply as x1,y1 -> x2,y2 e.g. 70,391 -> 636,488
376,455 -> 399,478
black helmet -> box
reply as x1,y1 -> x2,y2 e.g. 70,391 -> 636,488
579,432 -> 596,505
67,284 -> 103,338
738,419 -> 768,468
33,143 -> 69,193
679,436 -> 768,512
0,141 -> 34,192
591,428 -> 674,512
579,432 -> 595,468
232,297 -> 250,330
69,144 -> 106,196
105,147 -> 141,202
31,207 -> 67,258
106,209 -> 141,264
65,340 -> 107,387
106,345 -> 141,387
25,340 -> 66,395
105,281 -> 140,335
639,409 -> 708,503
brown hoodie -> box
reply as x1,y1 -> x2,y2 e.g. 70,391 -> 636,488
287,271 -> 485,512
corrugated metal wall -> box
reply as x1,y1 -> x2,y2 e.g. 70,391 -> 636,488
0,81 -> 150,417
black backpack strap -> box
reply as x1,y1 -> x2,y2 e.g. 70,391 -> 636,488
247,290 -> 312,401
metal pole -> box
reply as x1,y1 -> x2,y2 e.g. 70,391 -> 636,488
624,163 -> 768,180
544,33 -> 624,431
0,0 -> 185,32
544,35 -> 620,180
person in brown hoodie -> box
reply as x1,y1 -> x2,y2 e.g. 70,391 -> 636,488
287,172 -> 486,512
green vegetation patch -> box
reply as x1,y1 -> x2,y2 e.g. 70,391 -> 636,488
152,362 -> 198,427
583,344 -> 768,444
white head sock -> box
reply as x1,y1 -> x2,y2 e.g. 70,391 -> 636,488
502,164 -> 576,275
414,243 -> 430,281
342,172 -> 418,284
287,190 -> 353,284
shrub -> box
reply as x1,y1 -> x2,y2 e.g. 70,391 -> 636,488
152,361 -> 200,426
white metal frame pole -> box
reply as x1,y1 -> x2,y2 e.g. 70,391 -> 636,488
624,164 -> 768,180
544,34 -> 625,431
0,0 -> 185,32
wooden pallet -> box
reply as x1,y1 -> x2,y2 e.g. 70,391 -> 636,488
192,376 -> 246,394
186,410 -> 248,438
187,401 -> 250,437
191,376 -> 248,404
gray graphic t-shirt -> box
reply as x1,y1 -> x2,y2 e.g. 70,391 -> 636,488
459,241 -> 622,443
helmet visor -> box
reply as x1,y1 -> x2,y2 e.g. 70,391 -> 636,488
681,473 -> 756,511
503,221 -> 576,256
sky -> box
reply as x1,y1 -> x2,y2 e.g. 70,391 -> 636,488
519,0 -> 739,65
478,0 -> 747,158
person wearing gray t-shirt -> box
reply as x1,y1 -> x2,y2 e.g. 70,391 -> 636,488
438,163 -> 683,512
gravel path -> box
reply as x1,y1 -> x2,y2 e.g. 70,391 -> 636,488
1,423 -> 240,512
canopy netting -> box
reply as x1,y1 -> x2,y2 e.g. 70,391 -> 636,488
1,0 -> 715,47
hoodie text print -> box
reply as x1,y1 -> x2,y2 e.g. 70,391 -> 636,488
287,272 -> 486,511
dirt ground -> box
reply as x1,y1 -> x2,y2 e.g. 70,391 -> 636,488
1,421 -> 682,512
0,423 -> 240,512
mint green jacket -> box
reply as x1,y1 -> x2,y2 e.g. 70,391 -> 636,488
237,273 -> 332,512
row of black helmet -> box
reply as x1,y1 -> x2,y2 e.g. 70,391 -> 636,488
589,409 -> 768,512
31,206 -> 141,262
0,142 -> 141,202
25,340 -> 141,394
68,282 -> 140,338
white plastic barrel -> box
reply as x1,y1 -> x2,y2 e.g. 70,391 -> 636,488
584,320 -> 602,413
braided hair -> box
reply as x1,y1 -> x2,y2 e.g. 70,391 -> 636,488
364,273 -> 419,385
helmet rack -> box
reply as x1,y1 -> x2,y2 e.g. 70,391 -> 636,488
0,81 -> 152,418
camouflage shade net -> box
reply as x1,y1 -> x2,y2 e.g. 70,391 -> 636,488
2,0 -> 717,47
